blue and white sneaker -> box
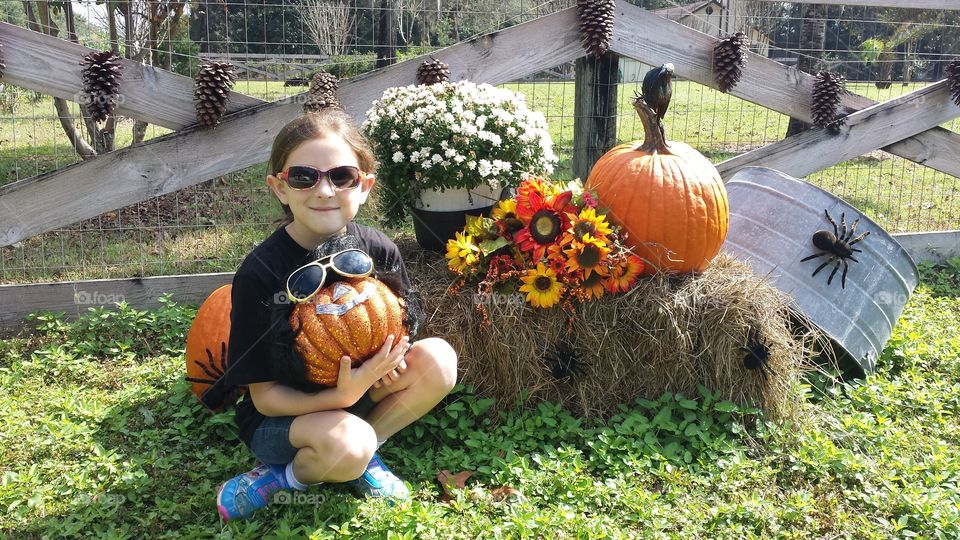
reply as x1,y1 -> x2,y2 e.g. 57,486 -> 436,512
349,452 -> 411,501
217,463 -> 288,521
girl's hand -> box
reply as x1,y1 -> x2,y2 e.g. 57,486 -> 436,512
336,335 -> 409,405
372,353 -> 408,389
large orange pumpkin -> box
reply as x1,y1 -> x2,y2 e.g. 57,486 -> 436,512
185,284 -> 244,410
290,276 -> 408,387
586,94 -> 729,274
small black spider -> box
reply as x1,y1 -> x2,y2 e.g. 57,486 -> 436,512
545,339 -> 589,380
800,209 -> 870,289
740,326 -> 772,379
185,340 -> 228,386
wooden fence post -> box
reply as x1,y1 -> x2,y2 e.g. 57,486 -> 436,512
573,51 -> 620,182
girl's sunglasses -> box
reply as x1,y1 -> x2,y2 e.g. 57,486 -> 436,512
286,249 -> 375,303
278,165 -> 365,191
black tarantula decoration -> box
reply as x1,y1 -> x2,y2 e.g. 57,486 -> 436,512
185,341 -> 241,410
740,326 -> 772,379
800,209 -> 870,289
544,338 -> 590,380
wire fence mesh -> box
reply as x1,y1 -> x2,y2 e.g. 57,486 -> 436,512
1,0 -> 958,284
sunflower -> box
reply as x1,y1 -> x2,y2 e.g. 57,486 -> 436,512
562,207 -> 613,245
578,270 -> 606,300
491,198 -> 524,236
519,262 -> 565,308
513,190 -> 575,261
445,231 -> 481,273
604,254 -> 644,293
563,234 -> 611,278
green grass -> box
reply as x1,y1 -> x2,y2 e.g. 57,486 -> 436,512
0,262 -> 959,538
2,79 -> 959,284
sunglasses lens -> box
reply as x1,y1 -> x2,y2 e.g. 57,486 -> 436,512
288,264 -> 325,300
329,166 -> 361,189
285,166 -> 319,189
332,250 -> 374,276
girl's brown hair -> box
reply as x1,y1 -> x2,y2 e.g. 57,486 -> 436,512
268,110 -> 377,227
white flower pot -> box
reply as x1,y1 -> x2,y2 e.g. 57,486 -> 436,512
412,184 -> 500,212
410,184 -> 501,252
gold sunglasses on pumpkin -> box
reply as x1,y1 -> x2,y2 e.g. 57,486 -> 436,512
277,165 -> 366,191
286,249 -> 375,303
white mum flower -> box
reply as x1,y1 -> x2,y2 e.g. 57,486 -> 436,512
392,151 -> 404,163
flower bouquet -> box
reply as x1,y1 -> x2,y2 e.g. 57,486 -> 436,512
361,81 -> 557,227
445,176 -> 645,318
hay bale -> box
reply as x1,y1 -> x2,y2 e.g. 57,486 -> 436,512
400,236 -> 818,419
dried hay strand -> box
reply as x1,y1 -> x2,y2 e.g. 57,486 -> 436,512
401,237 -> 820,419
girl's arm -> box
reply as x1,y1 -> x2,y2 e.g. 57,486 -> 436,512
249,335 -> 410,417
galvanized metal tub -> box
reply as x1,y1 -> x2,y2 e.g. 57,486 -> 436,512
721,167 -> 918,374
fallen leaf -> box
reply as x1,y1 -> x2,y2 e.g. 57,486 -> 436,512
490,485 -> 525,503
436,470 -> 474,502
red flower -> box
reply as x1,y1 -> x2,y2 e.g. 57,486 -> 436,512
513,190 -> 575,262
582,190 -> 598,209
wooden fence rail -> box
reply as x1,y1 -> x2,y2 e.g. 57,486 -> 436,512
0,21 -> 264,130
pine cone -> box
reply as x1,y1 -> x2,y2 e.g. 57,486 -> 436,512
811,71 -> 847,129
416,57 -> 450,85
80,50 -> 124,123
713,32 -> 748,93
946,59 -> 960,107
194,62 -> 237,128
577,0 -> 615,58
303,71 -> 340,113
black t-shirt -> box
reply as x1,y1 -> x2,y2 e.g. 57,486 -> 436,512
224,222 -> 412,446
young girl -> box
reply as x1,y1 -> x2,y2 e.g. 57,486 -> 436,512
216,110 -> 458,521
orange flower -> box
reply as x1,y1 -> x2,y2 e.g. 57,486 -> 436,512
578,270 -> 606,300
605,254 -> 644,293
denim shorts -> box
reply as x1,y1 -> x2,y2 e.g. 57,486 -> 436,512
248,391 -> 379,465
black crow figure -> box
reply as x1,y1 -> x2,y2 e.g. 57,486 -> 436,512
641,63 -> 675,138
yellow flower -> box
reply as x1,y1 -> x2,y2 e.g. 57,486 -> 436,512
491,199 -> 518,221
564,234 -> 611,278
445,231 -> 481,273
519,262 -> 565,308
564,207 -> 613,245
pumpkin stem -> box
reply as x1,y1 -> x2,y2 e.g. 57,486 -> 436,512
632,94 -> 671,154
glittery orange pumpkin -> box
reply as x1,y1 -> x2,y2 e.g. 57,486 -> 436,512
289,277 -> 408,387
185,284 -> 245,410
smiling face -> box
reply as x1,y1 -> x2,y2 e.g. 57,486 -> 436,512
267,135 -> 376,249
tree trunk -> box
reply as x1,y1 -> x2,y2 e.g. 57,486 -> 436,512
25,1 -> 105,159
786,4 -> 827,137
53,99 -> 96,158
